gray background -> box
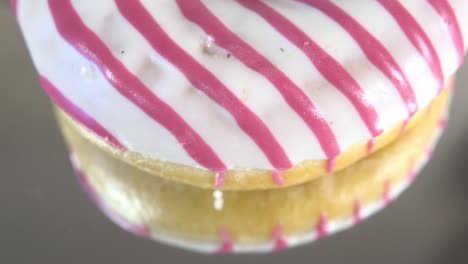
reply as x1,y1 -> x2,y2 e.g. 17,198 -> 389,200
1,2 -> 468,263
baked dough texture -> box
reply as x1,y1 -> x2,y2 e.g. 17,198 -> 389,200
58,84 -> 451,253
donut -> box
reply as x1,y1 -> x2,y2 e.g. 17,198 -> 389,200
13,0 -> 467,253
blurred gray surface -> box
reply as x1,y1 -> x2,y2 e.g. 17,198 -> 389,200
1,2 -> 468,264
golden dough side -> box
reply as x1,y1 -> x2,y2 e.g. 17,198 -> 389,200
57,85 -> 450,244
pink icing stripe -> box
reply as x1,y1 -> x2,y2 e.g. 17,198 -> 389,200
299,0 -> 418,119
316,212 -> 328,239
426,149 -> 434,161
429,0 -> 465,66
367,138 -> 376,155
217,228 -> 234,253
116,0 -> 292,171
438,117 -> 448,129
238,0 -> 382,139
407,159 -> 417,183
272,224 -> 288,251
48,0 -> 227,172
401,119 -> 410,134
407,171 -> 417,184
272,170 -> 285,187
10,0 -> 18,18
39,77 -> 125,151
353,199 -> 362,224
379,0 -> 444,93
383,180 -> 392,206
326,157 -> 336,173
176,0 -> 340,161
70,155 -> 150,237
214,172 -> 226,189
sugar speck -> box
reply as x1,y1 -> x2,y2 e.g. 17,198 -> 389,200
213,190 -> 224,211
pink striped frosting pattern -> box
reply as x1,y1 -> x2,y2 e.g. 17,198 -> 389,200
40,76 -> 125,151
116,0 -> 292,170
15,0 -> 468,185
429,0 -> 466,66
237,0 -> 379,156
177,0 -> 341,161
378,0 -> 444,93
299,0 -> 418,120
48,0 -> 227,173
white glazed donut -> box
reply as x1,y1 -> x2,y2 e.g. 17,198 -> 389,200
13,0 -> 468,253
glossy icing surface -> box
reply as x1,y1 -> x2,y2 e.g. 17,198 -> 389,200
15,0 -> 468,171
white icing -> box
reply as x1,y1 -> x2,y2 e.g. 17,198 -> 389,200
16,0 -> 468,170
